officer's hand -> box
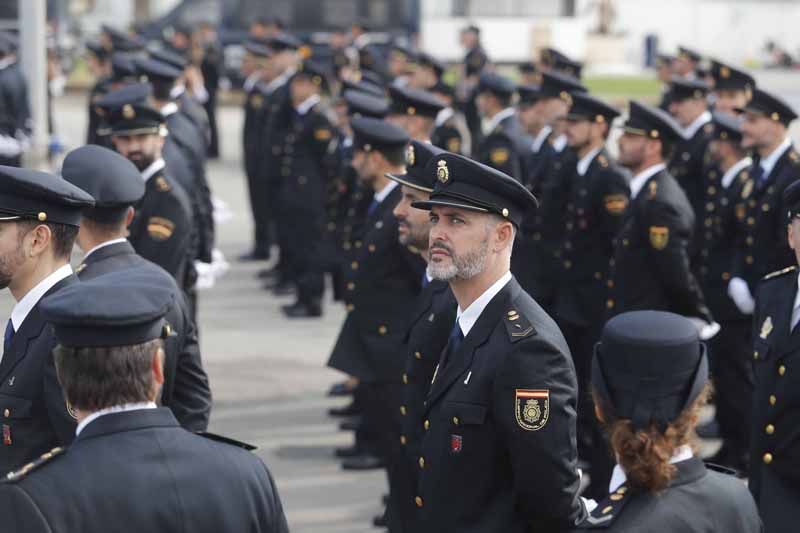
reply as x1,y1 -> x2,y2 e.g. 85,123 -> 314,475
728,277 -> 755,315
686,317 -> 721,340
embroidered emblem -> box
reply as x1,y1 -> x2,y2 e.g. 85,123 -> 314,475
451,434 -> 463,453
490,147 -> 510,166
122,104 -> 135,119
760,316 -> 773,340
154,176 -> 171,192
447,137 -> 461,153
437,160 -> 449,183
147,217 -> 175,241
604,194 -> 629,215
314,128 -> 332,141
515,389 -> 549,431
406,144 -> 415,166
649,226 -> 669,250
648,180 -> 658,199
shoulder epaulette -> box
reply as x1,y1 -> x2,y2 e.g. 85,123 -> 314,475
576,483 -> 632,529
3,447 -> 65,483
763,265 -> 796,281
503,308 -> 536,342
705,461 -> 745,479
195,431 -> 257,451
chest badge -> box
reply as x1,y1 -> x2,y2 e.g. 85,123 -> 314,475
450,434 -> 463,454
515,389 -> 549,431
760,316 -> 773,340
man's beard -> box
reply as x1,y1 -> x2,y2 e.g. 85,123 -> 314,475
427,236 -> 490,282
0,245 -> 26,290
128,152 -> 155,172
398,220 -> 429,250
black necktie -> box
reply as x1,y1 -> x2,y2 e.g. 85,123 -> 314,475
438,319 -> 464,372
3,319 -> 14,355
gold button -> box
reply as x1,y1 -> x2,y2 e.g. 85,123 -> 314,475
415,496 -> 423,508
347,282 -> 355,291
616,487 -> 627,495
602,506 -> 613,515
746,256 -> 754,264
564,260 -> 572,269
418,457 -> 425,469
594,272 -> 602,280
3,409 -> 8,418
415,351 -> 422,360
368,244 -> 376,252
610,494 -> 623,501
763,452 -> 773,464
355,240 -> 362,248
607,280 -> 614,288
766,424 -> 775,435
770,395 -> 777,406
402,373 -> 408,384
400,405 -> 407,416
606,299 -> 615,309
351,261 -> 358,270
423,419 -> 430,430
779,365 -> 786,376
378,325 -> 387,335
622,239 -> 629,246
400,435 -> 407,445
346,304 -> 355,312
754,351 -> 759,360
452,417 -> 459,425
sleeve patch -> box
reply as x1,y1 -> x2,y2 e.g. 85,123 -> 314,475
314,128 -> 332,141
447,137 -> 462,153
515,389 -> 549,431
147,217 -> 176,241
490,147 -> 510,165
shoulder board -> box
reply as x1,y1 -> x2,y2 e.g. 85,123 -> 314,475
576,484 -> 632,529
154,176 -> 172,193
195,431 -> 257,451
3,447 -> 65,483
704,461 -> 745,479
503,308 -> 536,342
763,265 -> 797,281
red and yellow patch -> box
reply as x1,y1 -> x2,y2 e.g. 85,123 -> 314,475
515,389 -> 549,431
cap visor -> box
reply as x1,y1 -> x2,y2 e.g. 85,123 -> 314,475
411,198 -> 489,213
385,172 -> 433,193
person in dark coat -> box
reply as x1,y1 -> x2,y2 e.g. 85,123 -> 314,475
0,165 -> 94,475
0,271 -> 288,533
409,152 -> 586,532
61,145 -> 211,431
0,34 -> 31,167
748,179 -> 800,533
571,310 -> 761,532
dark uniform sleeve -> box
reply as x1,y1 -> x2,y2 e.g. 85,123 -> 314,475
135,192 -> 194,281
493,336 -> 586,530
258,461 -> 290,533
43,332 -> 77,444
482,135 -> 522,180
644,199 -> 712,321
0,485 -> 51,532
170,295 -> 211,431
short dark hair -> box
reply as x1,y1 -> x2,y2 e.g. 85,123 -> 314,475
16,219 -> 79,259
53,339 -> 164,412
82,208 -> 129,240
377,144 -> 407,166
659,140 -> 675,161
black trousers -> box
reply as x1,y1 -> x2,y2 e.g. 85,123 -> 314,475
284,209 -> 325,304
243,160 -> 272,257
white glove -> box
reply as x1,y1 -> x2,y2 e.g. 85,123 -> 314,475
728,277 -> 755,315
687,318 -> 721,340
0,135 -> 22,157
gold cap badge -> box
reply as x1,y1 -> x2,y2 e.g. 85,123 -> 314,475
406,144 -> 415,166
437,160 -> 449,183
122,104 -> 135,120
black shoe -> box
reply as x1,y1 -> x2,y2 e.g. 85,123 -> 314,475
282,301 -> 322,318
341,454 -> 385,470
372,510 -> 388,528
270,281 -> 296,296
339,417 -> 362,432
334,445 -> 364,458
262,276 -> 288,290
696,418 -> 721,439
328,381 -> 356,397
256,267 -> 281,280
238,249 -> 270,261
329,401 -> 360,417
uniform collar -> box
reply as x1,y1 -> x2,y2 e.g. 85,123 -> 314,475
435,107 -> 454,127
552,134 -> 568,153
373,179 -> 398,204
243,72 -> 262,93
76,401 -> 157,436
629,163 -> 666,200
141,158 -> 166,183
577,147 -> 602,176
683,110 -> 712,139
721,157 -> 753,189
484,107 -> 516,135
456,271 -> 513,337
532,125 -> 552,153
265,67 -> 296,93
295,94 -> 320,115
760,137 -> 792,180
608,444 -> 693,493
10,263 -> 73,331
83,238 -> 129,261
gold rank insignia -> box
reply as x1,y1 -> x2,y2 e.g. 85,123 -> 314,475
741,180 -> 754,199
406,144 -> 415,166
437,160 -> 449,183
490,147 -> 510,165
250,94 -> 263,109
604,194 -> 628,215
65,400 -> 77,420
649,226 -> 669,250
147,217 -> 175,241
314,128 -> 332,141
155,176 -> 171,192
122,104 -> 135,119
447,137 -> 461,153
648,180 -> 658,199
760,316 -> 773,340
515,389 -> 549,431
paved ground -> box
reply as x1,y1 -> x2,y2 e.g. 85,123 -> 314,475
13,69 -> 800,530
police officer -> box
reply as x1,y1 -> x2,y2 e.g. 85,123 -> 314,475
103,95 -> 195,293
539,47 -> 584,79
410,153 -> 586,531
709,60 -> 755,117
410,52 -> 444,91
553,92 -> 630,495
327,118 -> 425,471
61,144 -> 211,431
696,113 -> 755,471
430,81 -> 471,156
0,271 -> 289,533
85,41 -> 112,146
750,180 -> 800,533
387,84 -> 445,142
728,88 -> 800,315
608,101 -> 714,328
278,61 -> 338,318
674,46 -> 702,79
655,53 -> 675,111
571,311 -> 761,532
0,35 -> 31,167
0,165 -> 94,474
457,25 -> 489,147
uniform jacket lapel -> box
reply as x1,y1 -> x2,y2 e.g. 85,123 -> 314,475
426,278 -> 517,408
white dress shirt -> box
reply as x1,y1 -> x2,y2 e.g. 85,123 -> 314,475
608,444 -> 694,493
435,107 -> 455,127
531,125 -> 553,153
483,107 -> 516,136
373,180 -> 398,204
294,94 -> 320,116
629,163 -> 667,200
141,158 -> 166,183
83,238 -> 129,262
552,134 -> 568,153
76,402 -> 157,436
683,110 -> 712,139
791,273 -> 800,332
759,137 -> 792,181
456,271 -> 513,337
9,263 -> 73,333
243,72 -> 261,93
721,157 -> 753,189
576,147 -> 603,176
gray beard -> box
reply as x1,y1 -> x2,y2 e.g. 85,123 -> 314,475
427,237 -> 490,282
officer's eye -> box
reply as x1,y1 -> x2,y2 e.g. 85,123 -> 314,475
429,214 -> 439,224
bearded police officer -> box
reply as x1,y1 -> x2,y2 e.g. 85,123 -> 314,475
410,153 -> 586,531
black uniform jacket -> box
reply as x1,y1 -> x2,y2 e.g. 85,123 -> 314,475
554,150 -> 630,327
572,457 -> 762,532
75,240 -> 211,431
414,276 -> 585,532
608,168 -> 712,322
669,117 -> 715,227
0,275 -> 77,475
751,265 -> 800,533
474,112 -> 532,182
733,145 -> 800,291
128,165 -> 194,286
0,408 -> 289,533
328,186 -> 425,382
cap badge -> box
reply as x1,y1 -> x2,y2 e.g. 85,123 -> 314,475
559,90 -> 573,106
437,160 -> 449,183
406,144 -> 415,166
760,316 -> 773,340
515,389 -> 549,431
122,104 -> 135,119
720,66 -> 731,79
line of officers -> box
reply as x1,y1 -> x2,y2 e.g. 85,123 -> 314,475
230,28 -> 800,531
